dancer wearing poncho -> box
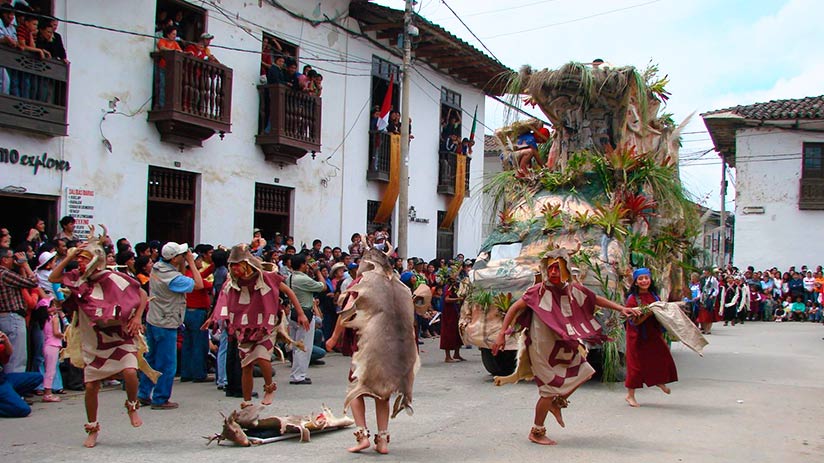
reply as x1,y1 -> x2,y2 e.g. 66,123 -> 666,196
49,226 -> 156,448
492,248 -> 639,445
208,244 -> 303,407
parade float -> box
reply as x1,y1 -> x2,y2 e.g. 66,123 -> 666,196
459,61 -> 700,380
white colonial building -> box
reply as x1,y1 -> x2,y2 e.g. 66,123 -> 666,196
0,0 -> 509,259
703,95 -> 824,269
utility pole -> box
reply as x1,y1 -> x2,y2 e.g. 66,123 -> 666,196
719,157 -> 726,268
397,0 -> 413,258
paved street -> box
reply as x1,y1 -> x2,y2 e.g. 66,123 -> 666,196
3,321 -> 823,463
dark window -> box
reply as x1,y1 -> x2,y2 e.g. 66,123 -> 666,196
147,166 -> 197,244
156,0 -> 206,44
802,143 -> 824,179
254,183 -> 292,239
368,56 -> 401,178
799,142 -> 824,210
436,210 -> 454,260
26,0 -> 53,15
367,200 -> 392,236
440,88 -> 462,152
260,33 -> 299,75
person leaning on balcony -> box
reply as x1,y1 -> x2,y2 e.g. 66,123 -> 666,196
35,19 -> 66,61
0,4 -> 21,95
185,32 -> 219,64
15,7 -> 49,60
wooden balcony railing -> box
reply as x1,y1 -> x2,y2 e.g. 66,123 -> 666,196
367,130 -> 391,182
148,50 -> 232,147
799,178 -> 824,210
0,46 -> 68,137
256,83 -> 321,164
437,150 -> 471,196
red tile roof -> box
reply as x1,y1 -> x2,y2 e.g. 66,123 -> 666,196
702,95 -> 824,121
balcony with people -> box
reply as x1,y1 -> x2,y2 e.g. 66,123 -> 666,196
148,25 -> 232,147
256,52 -> 322,165
0,5 -> 69,137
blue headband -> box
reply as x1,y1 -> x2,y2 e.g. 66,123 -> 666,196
632,267 -> 651,281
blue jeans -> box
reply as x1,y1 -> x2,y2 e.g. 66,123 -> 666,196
180,309 -> 209,380
0,313 -> 27,373
28,323 -> 45,390
216,328 -> 228,387
0,371 -> 42,417
138,323 -> 178,405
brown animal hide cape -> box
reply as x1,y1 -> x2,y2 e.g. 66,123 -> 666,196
339,251 -> 420,418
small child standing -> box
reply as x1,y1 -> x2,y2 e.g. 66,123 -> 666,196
42,297 -> 64,402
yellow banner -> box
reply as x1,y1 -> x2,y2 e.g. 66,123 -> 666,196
440,153 -> 466,229
374,134 -> 401,224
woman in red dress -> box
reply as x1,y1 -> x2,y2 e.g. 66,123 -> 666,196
439,277 -> 464,363
624,268 -> 678,407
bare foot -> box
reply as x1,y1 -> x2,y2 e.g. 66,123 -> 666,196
348,438 -> 370,453
444,358 -> 458,363
128,410 -> 142,427
454,356 -> 466,362
528,426 -> 557,445
625,396 -> 640,407
262,382 -> 277,405
548,403 -> 565,428
83,423 -> 100,448
657,384 -> 671,395
374,433 -> 389,454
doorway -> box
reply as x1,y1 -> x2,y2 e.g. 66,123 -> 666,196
254,183 -> 292,242
147,166 -> 197,244
0,193 -> 58,247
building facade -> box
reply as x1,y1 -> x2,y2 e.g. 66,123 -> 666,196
703,95 -> 824,270
0,0 -> 509,260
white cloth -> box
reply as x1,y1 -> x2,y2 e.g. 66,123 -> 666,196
288,317 -> 315,382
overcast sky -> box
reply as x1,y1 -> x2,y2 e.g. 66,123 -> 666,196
373,0 -> 823,211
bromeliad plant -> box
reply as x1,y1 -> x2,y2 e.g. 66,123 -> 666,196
541,202 -> 564,234
593,202 -> 629,238
492,292 -> 514,317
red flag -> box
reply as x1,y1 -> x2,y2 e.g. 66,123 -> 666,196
376,73 -> 394,131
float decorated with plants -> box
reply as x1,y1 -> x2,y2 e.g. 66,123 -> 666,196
459,61 -> 701,380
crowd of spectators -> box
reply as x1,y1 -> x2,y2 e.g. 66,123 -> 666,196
686,265 -> 824,333
0,215 -> 471,417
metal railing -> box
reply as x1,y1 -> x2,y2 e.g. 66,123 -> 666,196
367,130 -> 391,181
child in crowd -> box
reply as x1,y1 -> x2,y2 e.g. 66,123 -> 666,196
41,297 -> 64,403
807,301 -> 820,322
761,290 -> 776,321
790,296 -> 807,321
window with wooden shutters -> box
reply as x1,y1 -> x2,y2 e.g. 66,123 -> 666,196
146,166 -> 197,244
367,200 -> 392,235
254,183 -> 292,238
800,142 -> 824,210
436,210 -> 454,260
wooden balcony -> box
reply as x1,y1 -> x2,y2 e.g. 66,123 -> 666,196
148,50 -> 232,147
437,150 -> 471,196
799,177 -> 824,210
367,130 -> 391,182
0,46 -> 68,137
256,83 -> 321,164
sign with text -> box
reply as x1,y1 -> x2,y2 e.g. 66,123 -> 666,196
65,187 -> 95,238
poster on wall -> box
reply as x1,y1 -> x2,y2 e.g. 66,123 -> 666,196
65,187 -> 95,238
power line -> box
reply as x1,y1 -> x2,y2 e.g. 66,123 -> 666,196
429,0 -> 563,21
438,0 -> 503,65
483,0 -> 664,39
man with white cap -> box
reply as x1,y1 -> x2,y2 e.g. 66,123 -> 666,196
138,242 -> 203,410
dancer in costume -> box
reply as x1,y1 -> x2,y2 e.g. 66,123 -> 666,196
325,244 -> 418,455
49,226 -> 156,448
207,244 -> 304,407
491,248 -> 639,445
623,268 -> 678,407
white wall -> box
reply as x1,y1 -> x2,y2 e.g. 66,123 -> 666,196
733,127 -> 824,269
0,0 -> 488,259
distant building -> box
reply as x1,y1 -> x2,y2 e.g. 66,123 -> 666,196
703,95 -> 824,269
694,205 -> 734,269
